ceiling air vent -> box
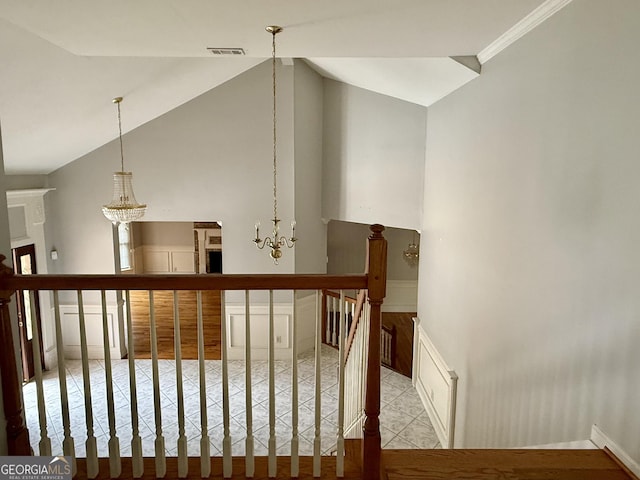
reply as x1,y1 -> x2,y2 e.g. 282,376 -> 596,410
207,47 -> 245,56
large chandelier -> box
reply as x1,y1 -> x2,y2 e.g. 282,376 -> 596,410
253,26 -> 297,264
102,97 -> 147,224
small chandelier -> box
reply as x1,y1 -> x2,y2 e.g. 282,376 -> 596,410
253,26 -> 296,264
102,96 -> 147,224
403,232 -> 420,267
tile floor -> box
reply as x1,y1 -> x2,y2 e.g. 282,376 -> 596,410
22,345 -> 440,458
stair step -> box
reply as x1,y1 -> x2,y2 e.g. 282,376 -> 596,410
383,449 -> 635,480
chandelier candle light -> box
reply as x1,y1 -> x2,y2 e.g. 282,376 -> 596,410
253,25 -> 297,263
102,96 -> 147,224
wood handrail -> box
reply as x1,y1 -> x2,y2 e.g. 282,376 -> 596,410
343,289 -> 367,362
1,273 -> 367,292
324,289 -> 358,304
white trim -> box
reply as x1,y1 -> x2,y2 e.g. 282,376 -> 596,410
6,188 -> 55,199
590,424 -> 640,478
477,0 -> 574,64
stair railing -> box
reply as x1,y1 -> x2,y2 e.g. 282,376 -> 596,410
0,224 -> 387,480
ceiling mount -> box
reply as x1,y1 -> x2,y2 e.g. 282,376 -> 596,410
265,25 -> 283,35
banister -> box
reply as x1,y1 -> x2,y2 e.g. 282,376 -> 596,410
1,273 -> 367,292
0,255 -> 32,455
343,289 -> 367,362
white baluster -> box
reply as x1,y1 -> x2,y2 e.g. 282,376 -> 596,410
331,297 -> 337,346
101,290 -> 121,478
148,291 -> 166,478
267,290 -> 276,477
28,291 -> 51,456
290,293 -> 299,478
196,291 -> 211,478
53,291 -> 76,475
221,291 -> 232,478
313,290 -> 322,477
336,291 -> 346,476
76,291 -> 98,478
124,291 -> 143,478
173,291 -> 188,477
325,293 -> 331,344
244,291 -> 254,477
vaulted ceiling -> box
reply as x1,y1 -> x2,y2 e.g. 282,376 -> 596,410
0,1 -> 556,174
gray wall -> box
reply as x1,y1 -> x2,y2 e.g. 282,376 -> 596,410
47,60 -> 299,275
138,221 -> 194,247
293,60 -> 326,274
328,220 -> 419,281
322,80 -> 426,230
419,0 -> 640,462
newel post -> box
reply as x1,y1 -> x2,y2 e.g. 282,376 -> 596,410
362,224 -> 387,480
0,255 -> 31,455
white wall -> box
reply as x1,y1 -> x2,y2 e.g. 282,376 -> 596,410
47,60 -> 297,276
419,0 -> 640,465
322,80 -> 426,230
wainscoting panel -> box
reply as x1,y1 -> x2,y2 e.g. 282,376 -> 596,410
59,304 -> 120,360
412,317 -> 457,448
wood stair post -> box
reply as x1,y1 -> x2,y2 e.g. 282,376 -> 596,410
362,225 -> 387,480
0,254 -> 31,455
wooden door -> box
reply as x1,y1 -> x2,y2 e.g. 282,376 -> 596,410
12,244 -> 44,382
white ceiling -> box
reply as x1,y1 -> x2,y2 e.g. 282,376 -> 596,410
0,0 -> 552,175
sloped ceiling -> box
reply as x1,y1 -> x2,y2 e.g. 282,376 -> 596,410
0,1 -> 548,174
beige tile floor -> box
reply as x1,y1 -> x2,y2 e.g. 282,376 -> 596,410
22,345 -> 440,458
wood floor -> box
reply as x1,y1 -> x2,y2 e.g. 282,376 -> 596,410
382,449 -> 637,480
73,448 -> 636,479
129,290 -> 221,360
382,312 -> 415,378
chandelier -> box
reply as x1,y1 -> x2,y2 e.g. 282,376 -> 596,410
253,26 -> 297,264
102,97 -> 147,224
403,232 -> 420,267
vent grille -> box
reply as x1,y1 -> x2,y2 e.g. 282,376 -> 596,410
207,47 -> 245,56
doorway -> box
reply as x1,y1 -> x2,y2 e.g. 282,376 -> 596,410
12,244 -> 45,382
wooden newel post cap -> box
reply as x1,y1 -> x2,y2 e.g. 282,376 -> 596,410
0,254 -> 15,302
369,224 -> 385,238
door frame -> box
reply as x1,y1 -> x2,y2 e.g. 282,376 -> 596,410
12,244 -> 45,382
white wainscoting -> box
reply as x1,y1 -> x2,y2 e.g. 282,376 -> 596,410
382,280 -> 417,312
225,294 -> 317,361
59,303 -> 121,360
412,317 -> 458,448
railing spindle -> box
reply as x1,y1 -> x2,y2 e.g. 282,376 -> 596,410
173,291 -> 188,478
336,291 -> 346,476
221,291 -> 232,478
290,293 -> 299,478
268,290 -> 276,477
100,290 -> 121,477
77,291 -> 98,477
124,290 -> 143,478
331,296 -> 337,346
28,290 -> 51,456
53,291 -> 76,475
244,290 -> 255,477
148,290 -> 166,478
313,290 -> 322,477
324,292 -> 330,344
196,291 -> 211,478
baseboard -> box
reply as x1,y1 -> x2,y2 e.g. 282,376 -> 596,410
591,424 -> 640,478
